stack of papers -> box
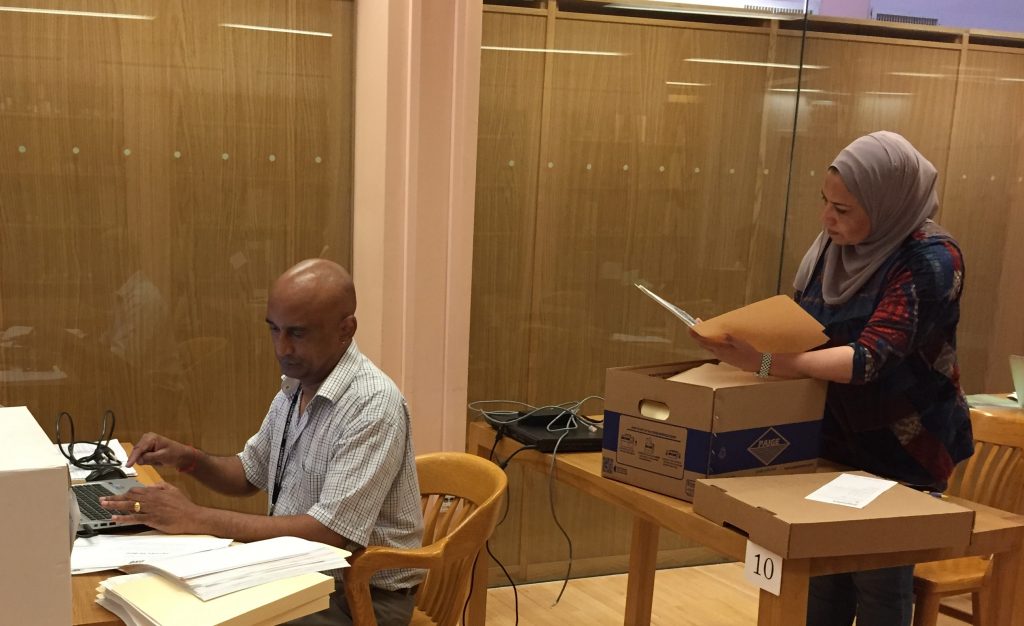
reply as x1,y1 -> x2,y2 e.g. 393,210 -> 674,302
122,536 -> 351,601
73,533 -> 233,575
97,571 -> 333,626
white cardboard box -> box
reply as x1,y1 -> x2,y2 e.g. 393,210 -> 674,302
0,406 -> 72,625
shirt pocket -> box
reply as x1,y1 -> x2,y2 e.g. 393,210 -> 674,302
300,435 -> 329,496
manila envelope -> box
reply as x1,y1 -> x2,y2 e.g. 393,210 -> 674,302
691,295 -> 828,354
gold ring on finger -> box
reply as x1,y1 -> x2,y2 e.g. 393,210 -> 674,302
133,501 -> 141,514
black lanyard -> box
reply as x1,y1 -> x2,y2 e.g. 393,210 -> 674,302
269,388 -> 301,515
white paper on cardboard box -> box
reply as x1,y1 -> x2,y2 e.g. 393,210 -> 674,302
805,473 -> 897,508
691,295 -> 828,353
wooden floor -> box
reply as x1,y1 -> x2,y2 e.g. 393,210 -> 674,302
486,562 -> 970,625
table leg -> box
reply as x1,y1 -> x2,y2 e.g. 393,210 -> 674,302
988,545 -> 1024,626
757,558 -> 810,626
624,516 -> 659,626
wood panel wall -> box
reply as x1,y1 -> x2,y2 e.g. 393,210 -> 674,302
941,45 -> 1024,393
472,4 -> 1024,584
0,0 -> 354,515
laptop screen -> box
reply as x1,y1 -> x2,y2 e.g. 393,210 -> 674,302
1010,355 -> 1024,406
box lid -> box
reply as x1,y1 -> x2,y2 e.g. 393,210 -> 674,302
693,471 -> 975,559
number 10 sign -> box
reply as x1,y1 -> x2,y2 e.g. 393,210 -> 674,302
744,540 -> 783,596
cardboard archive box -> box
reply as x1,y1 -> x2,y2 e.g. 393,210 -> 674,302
0,406 -> 72,625
693,471 -> 975,558
601,360 -> 827,501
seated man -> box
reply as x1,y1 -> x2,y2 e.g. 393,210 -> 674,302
102,259 -> 423,626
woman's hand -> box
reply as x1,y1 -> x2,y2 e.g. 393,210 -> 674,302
690,329 -> 855,383
689,328 -> 763,373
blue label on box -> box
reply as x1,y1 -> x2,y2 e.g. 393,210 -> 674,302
603,411 -> 622,449
603,410 -> 820,474
704,420 -> 821,474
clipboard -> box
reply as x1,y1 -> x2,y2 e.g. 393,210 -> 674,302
634,283 -> 697,327
634,284 -> 828,353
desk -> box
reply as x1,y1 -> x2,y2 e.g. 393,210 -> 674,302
72,447 -> 163,626
466,420 -> 1024,626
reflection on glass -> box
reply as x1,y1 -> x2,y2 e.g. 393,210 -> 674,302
219,23 -> 333,37
685,57 -> 826,70
481,45 -> 628,56
0,6 -> 155,19
0,1 -> 354,517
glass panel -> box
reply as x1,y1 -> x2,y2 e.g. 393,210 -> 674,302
472,1 -> 807,583
0,1 -> 354,514
473,0 -> 1024,584
472,4 -> 804,422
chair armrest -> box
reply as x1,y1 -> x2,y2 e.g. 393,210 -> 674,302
346,543 -> 446,586
344,543 -> 449,626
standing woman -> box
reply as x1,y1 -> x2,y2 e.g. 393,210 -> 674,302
692,131 -> 974,626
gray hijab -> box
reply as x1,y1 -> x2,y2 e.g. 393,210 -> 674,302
793,131 -> 939,305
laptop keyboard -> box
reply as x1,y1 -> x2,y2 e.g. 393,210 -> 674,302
75,483 -> 115,521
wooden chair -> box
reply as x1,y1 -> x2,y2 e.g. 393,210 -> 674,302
912,407 -> 1024,626
344,451 -> 508,625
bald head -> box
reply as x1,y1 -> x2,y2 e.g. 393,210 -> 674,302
272,258 -> 356,319
266,259 -> 358,391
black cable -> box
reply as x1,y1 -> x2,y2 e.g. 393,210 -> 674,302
469,395 -> 602,610
488,429 -> 502,462
469,396 -> 600,613
548,430 -> 573,606
486,539 -> 519,625
470,460 -> 520,625
55,410 -> 121,470
470,398 -> 604,432
498,444 -> 538,470
461,551 -> 480,626
489,480 -> 519,625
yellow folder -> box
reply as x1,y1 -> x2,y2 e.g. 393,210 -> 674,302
97,571 -> 333,626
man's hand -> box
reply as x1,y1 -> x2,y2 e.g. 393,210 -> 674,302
101,483 -> 204,535
127,433 -> 194,471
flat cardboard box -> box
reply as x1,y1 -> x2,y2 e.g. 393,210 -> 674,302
602,360 -> 827,501
0,406 -> 72,625
693,471 -> 975,558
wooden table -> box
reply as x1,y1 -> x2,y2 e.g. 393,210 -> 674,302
72,447 -> 163,626
466,419 -> 1024,626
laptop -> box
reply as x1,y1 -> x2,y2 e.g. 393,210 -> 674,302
492,411 -> 604,453
1011,354 -> 1024,407
73,477 -> 147,534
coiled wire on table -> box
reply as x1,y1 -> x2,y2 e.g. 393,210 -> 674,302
55,409 -> 122,471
